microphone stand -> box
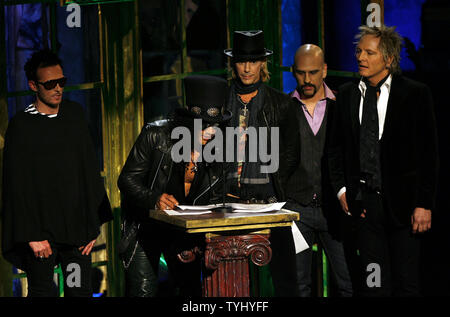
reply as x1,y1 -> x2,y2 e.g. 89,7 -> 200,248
211,156 -> 232,213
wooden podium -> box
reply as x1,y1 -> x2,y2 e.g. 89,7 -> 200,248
149,209 -> 299,297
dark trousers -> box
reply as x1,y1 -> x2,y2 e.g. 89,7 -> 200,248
269,227 -> 299,297
24,243 -> 92,297
355,190 -> 422,297
123,223 -> 203,297
123,242 -> 159,297
292,204 -> 353,297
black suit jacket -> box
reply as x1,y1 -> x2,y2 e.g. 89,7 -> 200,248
326,75 -> 439,225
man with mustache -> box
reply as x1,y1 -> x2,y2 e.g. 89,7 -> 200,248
285,44 -> 353,297
2,49 -> 112,296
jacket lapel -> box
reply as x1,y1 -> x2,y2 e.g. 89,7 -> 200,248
349,84 -> 361,145
381,75 -> 405,143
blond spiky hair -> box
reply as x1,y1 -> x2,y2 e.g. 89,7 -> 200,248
355,24 -> 403,75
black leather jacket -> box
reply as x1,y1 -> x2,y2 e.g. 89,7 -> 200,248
117,120 -> 225,223
225,83 -> 300,201
117,120 -> 226,279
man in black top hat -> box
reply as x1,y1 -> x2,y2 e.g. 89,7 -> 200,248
224,30 -> 300,296
118,75 -> 231,297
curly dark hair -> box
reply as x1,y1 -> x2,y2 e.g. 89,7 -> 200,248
24,49 -> 63,81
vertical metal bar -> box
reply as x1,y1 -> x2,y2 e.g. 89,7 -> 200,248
180,0 -> 187,108
180,0 -> 187,74
317,0 -> 325,51
314,243 -> 323,296
0,1 -> 8,119
41,3 -> 49,49
97,2 -> 107,188
97,2 -> 114,297
239,0 -> 245,29
133,0 -> 143,130
277,0 -> 282,90
225,0 -> 231,80
49,1 -> 57,52
56,265 -> 64,297
0,0 -> 13,297
322,249 -> 328,297
98,4 -> 104,84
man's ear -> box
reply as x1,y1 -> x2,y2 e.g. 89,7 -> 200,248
28,80 -> 38,92
323,63 -> 328,79
386,56 -> 394,69
261,59 -> 267,69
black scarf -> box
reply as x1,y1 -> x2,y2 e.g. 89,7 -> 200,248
233,78 -> 262,94
359,74 -> 390,191
226,81 -> 276,200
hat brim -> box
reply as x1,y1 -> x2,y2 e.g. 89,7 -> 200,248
175,108 -> 232,124
224,48 -> 273,59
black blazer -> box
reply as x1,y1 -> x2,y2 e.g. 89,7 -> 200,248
326,75 -> 439,225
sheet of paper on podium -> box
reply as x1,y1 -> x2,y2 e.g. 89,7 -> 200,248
291,221 -> 309,254
226,202 -> 286,213
164,202 -> 287,215
164,204 -> 216,215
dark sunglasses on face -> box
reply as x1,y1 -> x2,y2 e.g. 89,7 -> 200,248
36,77 -> 67,90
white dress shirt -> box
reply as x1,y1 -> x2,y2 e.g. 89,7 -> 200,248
337,75 -> 393,199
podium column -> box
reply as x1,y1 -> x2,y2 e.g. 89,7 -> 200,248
201,231 -> 272,297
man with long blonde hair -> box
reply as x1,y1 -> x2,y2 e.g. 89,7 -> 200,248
224,30 -> 300,296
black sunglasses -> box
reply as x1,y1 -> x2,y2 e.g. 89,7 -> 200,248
36,77 -> 67,90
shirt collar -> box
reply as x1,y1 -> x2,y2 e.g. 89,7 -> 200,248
292,82 -> 335,104
359,74 -> 392,95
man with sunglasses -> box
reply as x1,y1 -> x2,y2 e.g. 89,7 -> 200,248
2,49 -> 112,297
26,57 -> 67,116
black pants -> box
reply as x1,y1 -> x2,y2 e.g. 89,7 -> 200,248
123,222 -> 203,297
24,243 -> 92,297
355,190 -> 422,297
269,227 -> 298,297
292,204 -> 353,297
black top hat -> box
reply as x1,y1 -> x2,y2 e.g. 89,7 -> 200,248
175,75 -> 232,124
224,30 -> 273,61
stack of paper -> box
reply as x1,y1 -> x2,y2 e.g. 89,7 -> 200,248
164,202 -> 286,215
165,204 -> 216,215
227,202 -> 286,213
